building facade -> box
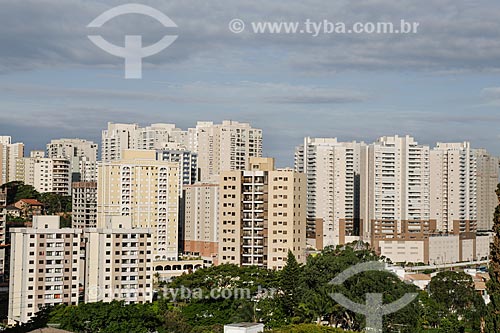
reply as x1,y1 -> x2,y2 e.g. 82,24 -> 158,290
430,142 -> 477,233
72,182 -> 97,229
97,150 -> 180,261
84,216 -> 153,304
218,157 -> 306,270
295,137 -> 366,248
101,123 -> 139,162
8,216 -> 83,324
360,135 -> 432,253
0,136 -> 24,185
183,183 -> 219,263
474,148 -> 499,231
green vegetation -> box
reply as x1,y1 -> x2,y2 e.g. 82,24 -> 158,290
0,181 -> 72,225
485,184 -> 500,332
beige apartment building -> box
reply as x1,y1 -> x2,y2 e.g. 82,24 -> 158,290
0,136 -> 24,185
72,182 -> 97,229
474,148 -> 499,231
189,121 -> 263,181
430,142 -> 477,233
97,150 -> 180,261
8,216 -> 83,325
101,123 -> 139,162
295,137 -> 366,248
183,183 -> 219,263
84,216 -> 153,304
8,215 -> 154,325
218,157 -> 306,270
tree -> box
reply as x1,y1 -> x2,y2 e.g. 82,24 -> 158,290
485,183 -> 500,332
429,271 -> 485,331
280,251 -> 301,318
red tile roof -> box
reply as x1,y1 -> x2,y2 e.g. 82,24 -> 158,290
18,199 -> 44,206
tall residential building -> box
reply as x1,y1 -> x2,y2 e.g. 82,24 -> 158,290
135,123 -> 187,150
84,216 -> 153,304
0,136 -> 24,185
218,157 -> 306,270
34,158 -> 71,195
8,216 -> 83,324
156,148 -> 198,190
360,135 -> 432,246
8,215 -> 153,325
430,142 -> 477,233
0,188 -> 6,280
183,183 -> 219,263
474,149 -> 500,231
295,137 -> 366,248
72,182 -> 97,229
97,150 -> 180,261
46,139 -> 98,182
101,123 -> 139,162
16,154 -> 72,195
190,121 -> 263,181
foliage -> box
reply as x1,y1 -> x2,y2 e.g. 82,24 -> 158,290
485,183 -> 500,332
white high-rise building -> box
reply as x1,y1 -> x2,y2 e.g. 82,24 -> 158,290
360,135 -> 431,244
135,123 -> 187,150
97,150 -> 180,261
473,148 -> 499,231
295,137 -> 366,248
430,142 -> 477,233
46,138 -> 98,182
101,123 -> 139,162
0,136 -> 24,185
189,121 -> 263,181
17,155 -> 71,195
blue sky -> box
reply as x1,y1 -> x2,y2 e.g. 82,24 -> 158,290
1,0 -> 500,166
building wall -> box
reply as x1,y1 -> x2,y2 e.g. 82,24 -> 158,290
378,240 -> 425,263
474,149 -> 499,231
8,216 -> 82,324
0,136 -> 24,185
218,157 -> 306,270
72,182 -> 97,228
97,150 -> 180,261
84,216 -> 153,304
428,235 -> 460,264
183,183 -> 219,262
430,142 -> 477,233
295,137 -> 365,247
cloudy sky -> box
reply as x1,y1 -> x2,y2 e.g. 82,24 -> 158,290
1,0 -> 500,165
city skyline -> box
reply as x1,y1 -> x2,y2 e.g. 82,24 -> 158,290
1,1 -> 500,166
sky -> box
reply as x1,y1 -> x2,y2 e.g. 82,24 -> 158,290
1,0 -> 500,166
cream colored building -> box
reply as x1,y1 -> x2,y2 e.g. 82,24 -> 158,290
189,121 -> 263,181
8,216 -> 83,325
135,123 -> 187,150
97,150 -> 180,261
474,149 -> 499,231
430,142 -> 477,233
101,123 -> 139,162
16,154 -> 72,195
219,157 -> 306,270
0,136 -> 24,185
360,135 -> 432,252
183,183 -> 219,263
84,216 -> 153,304
295,137 -> 366,248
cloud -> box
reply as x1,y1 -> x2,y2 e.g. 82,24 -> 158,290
1,0 -> 500,74
0,82 -> 368,105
